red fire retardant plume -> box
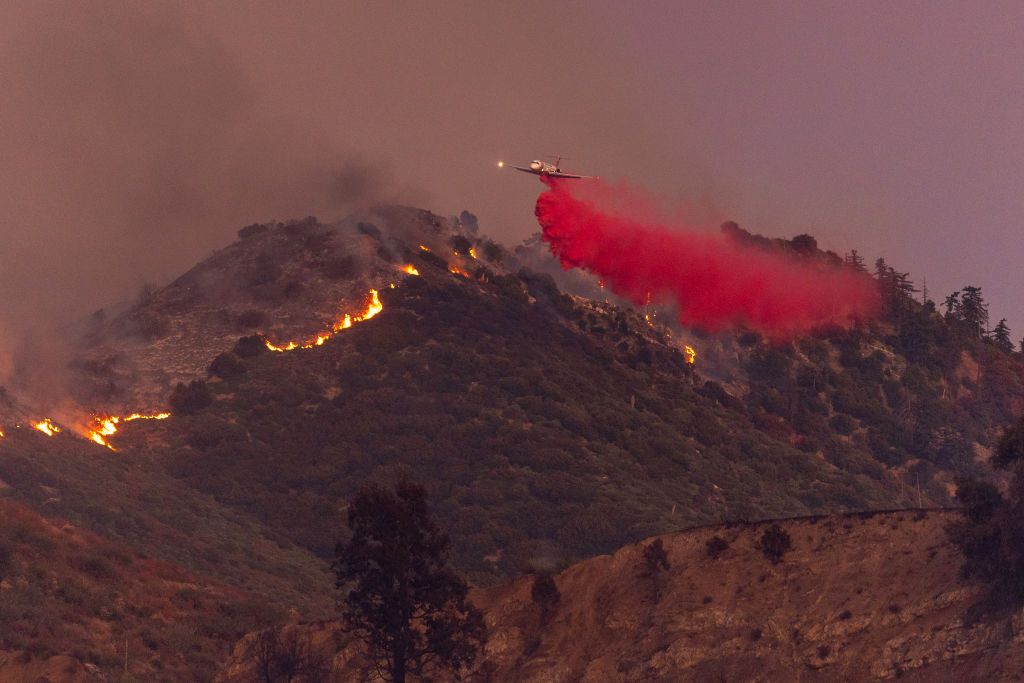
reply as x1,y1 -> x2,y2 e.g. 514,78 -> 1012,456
535,179 -> 880,338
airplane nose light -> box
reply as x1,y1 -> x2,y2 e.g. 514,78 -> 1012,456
497,160 -> 504,168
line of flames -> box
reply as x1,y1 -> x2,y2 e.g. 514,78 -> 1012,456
0,413 -> 169,451
1,267 -> 694,450
3,414 -> 169,446
264,289 -> 383,353
86,412 -> 171,449
3,287 -> 398,448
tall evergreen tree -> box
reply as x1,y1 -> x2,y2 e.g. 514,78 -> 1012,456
992,319 -> 1014,353
943,291 -> 961,320
947,416 -> 1024,603
874,257 -> 889,280
888,271 -> 918,320
334,480 -> 485,682
844,250 -> 868,273
959,286 -> 989,338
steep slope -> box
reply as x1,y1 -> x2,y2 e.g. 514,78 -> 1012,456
3,206 -> 1024,678
0,499 -> 278,681
217,510 -> 1024,682
44,208 -> 467,414
136,254 -> 904,584
0,427 -> 332,679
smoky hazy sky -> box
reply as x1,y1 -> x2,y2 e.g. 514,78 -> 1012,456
1,1 -> 1022,341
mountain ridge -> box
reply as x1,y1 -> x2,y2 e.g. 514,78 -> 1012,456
1,205 -> 1022,678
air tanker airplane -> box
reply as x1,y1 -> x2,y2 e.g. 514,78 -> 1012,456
498,155 -> 594,179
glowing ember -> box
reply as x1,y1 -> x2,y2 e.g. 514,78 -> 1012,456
32,418 -> 61,437
402,264 -> 420,276
684,345 -> 697,365
265,289 -> 383,353
419,245 -> 431,252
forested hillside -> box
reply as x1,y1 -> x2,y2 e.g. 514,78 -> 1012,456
1,208 -> 1022,678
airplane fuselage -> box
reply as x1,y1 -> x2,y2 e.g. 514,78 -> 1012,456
512,159 -> 589,180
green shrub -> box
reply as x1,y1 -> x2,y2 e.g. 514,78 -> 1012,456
759,524 -> 792,564
234,335 -> 268,358
705,536 -> 729,559
208,352 -> 246,379
170,380 -> 213,416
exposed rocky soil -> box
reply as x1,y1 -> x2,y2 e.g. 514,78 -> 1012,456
217,510 -> 1024,682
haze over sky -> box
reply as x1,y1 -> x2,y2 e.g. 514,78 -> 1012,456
1,1 -> 1021,339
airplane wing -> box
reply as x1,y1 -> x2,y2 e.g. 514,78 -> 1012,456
511,166 -> 593,179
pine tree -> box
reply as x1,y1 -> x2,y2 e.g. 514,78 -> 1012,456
873,257 -> 887,278
947,415 -> 1024,604
943,291 -> 960,319
639,539 -> 671,602
958,286 -> 989,338
992,319 -> 1014,352
531,572 -> 561,624
334,480 -> 485,683
844,250 -> 868,273
890,271 -> 918,317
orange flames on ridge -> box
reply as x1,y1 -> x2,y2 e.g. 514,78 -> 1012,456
86,412 -> 171,450
265,289 -> 382,353
7,287 -> 397,451
0,413 -> 171,450
32,418 -> 61,436
684,345 -> 697,365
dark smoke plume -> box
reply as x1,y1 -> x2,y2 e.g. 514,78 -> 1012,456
535,179 -> 880,337
0,2 -> 407,346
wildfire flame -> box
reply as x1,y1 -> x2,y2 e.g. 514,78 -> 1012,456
402,264 -> 420,276
32,418 -> 61,437
684,345 -> 697,365
468,247 -> 478,259
265,289 -> 382,353
419,245 -> 431,252
449,266 -> 470,278
86,412 -> 171,450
